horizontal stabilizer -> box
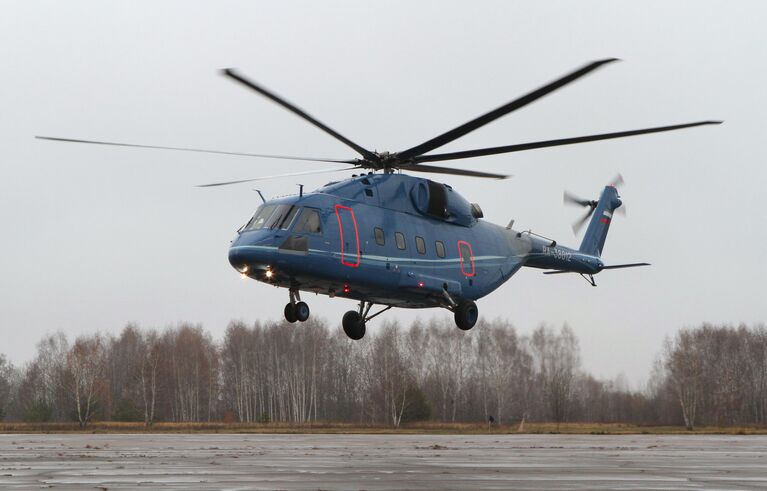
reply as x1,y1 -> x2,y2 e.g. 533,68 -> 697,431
601,262 -> 650,270
542,262 -> 650,275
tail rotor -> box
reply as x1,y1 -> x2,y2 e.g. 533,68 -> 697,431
564,174 -> 625,235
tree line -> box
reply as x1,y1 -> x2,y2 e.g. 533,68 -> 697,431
0,319 -> 764,429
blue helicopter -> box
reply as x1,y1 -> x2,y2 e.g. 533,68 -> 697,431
38,59 -> 720,339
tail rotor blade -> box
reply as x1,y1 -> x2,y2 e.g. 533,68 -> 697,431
572,208 -> 594,235
564,190 -> 591,207
609,173 -> 624,188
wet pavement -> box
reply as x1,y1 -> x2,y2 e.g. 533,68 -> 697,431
1,433 -> 766,489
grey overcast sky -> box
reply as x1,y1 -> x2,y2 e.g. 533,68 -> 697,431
1,0 -> 765,384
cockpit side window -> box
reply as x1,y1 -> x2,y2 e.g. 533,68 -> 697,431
294,208 -> 322,234
244,204 -> 277,231
263,204 -> 296,230
278,206 -> 299,230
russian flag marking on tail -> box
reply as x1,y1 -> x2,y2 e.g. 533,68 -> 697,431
600,209 -> 612,224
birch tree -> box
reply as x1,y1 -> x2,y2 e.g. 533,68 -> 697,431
66,335 -> 106,428
665,330 -> 703,430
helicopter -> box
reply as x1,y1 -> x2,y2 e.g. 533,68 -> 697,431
37,58 -> 720,339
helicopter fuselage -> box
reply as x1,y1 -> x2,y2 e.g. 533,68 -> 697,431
228,173 -> 604,309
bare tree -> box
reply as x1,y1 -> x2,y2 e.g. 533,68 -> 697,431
531,325 -> 580,428
4,318 -> 767,429
66,335 -> 106,428
138,330 -> 161,426
665,330 -> 703,430
0,355 -> 14,420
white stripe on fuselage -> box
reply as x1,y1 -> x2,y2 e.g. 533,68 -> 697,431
230,244 -> 507,266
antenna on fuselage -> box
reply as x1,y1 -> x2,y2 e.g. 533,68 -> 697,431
297,184 -> 304,197
253,189 -> 266,203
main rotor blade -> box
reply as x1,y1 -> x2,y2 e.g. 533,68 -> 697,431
414,121 -> 722,163
222,69 -> 378,162
196,166 -> 363,187
401,163 -> 509,179
35,136 -> 358,164
396,58 -> 618,161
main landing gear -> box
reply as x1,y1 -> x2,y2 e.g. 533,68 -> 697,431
342,301 -> 392,340
442,287 -> 478,331
284,289 -> 310,324
454,300 -> 478,331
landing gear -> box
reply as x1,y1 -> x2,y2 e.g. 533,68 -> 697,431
342,301 -> 393,340
580,273 -> 597,287
284,303 -> 298,323
284,290 -> 310,323
454,300 -> 478,331
294,301 -> 310,322
342,310 -> 365,340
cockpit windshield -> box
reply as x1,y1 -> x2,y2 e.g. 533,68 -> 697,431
243,204 -> 300,232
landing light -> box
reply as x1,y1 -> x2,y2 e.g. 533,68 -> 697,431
265,269 -> 273,279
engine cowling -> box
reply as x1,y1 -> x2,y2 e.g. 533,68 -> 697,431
410,179 -> 478,227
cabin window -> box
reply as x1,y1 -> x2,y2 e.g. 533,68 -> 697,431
415,236 -> 426,255
364,188 -> 374,197
374,227 -> 385,246
294,208 -> 322,234
395,232 -> 406,250
435,240 -> 445,258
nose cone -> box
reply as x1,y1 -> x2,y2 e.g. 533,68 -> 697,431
228,231 -> 279,275
228,245 -> 248,273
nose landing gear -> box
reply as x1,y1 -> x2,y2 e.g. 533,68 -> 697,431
284,289 -> 310,323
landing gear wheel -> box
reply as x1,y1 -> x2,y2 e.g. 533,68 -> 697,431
284,303 -> 297,323
454,300 -> 478,331
295,301 -> 310,322
342,311 -> 366,340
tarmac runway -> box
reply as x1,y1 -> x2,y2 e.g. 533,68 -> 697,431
1,433 -> 766,490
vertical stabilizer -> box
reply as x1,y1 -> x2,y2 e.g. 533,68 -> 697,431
579,186 -> 622,257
